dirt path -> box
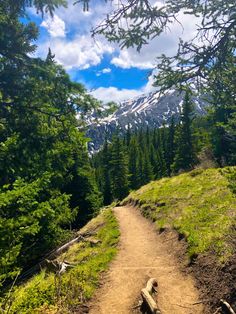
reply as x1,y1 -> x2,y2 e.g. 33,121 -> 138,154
89,206 -> 204,314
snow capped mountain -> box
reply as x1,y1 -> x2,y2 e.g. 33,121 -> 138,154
86,88 -> 207,152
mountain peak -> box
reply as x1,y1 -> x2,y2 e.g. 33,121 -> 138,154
87,87 -> 206,153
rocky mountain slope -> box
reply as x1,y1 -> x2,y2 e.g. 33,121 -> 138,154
87,87 -> 207,152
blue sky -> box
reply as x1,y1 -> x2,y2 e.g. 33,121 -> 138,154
27,1 -> 198,103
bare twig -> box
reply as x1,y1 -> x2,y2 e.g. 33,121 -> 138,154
213,307 -> 221,314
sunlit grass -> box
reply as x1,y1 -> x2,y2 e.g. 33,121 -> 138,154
123,167 -> 236,261
0,209 -> 120,314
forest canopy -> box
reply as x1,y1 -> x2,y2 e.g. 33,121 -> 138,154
0,0 -> 102,287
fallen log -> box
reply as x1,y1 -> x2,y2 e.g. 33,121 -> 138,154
46,234 -> 100,260
141,278 -> 160,314
47,235 -> 83,260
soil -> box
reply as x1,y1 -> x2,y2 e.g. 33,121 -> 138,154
89,206 -> 204,314
192,253 -> 236,313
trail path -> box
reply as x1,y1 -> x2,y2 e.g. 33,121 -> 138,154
89,206 -> 204,314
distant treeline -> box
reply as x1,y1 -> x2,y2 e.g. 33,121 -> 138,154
92,89 -> 236,204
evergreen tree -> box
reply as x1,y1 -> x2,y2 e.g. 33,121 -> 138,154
166,116 -> 175,175
128,137 -> 139,190
172,91 -> 196,172
0,0 -> 102,287
208,50 -> 236,165
142,148 -> 154,184
109,136 -> 129,200
102,139 -> 112,205
156,147 -> 167,178
136,150 -> 145,187
149,143 -> 158,178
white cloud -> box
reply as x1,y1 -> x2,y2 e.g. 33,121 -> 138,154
111,12 -> 199,70
101,68 -> 111,74
41,14 -> 66,38
96,67 -> 112,76
37,36 -> 114,70
37,1 -> 199,72
90,69 -> 159,103
91,87 -> 143,103
36,1 -> 116,70
111,50 -> 154,69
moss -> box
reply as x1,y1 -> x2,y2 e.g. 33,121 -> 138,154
1,209 -> 119,313
124,167 -> 236,261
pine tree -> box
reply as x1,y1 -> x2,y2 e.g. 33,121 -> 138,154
156,147 -> 167,178
142,147 -> 154,184
46,48 -> 55,63
109,136 -> 129,200
102,139 -> 112,205
128,136 -> 139,190
166,116 -> 175,175
172,91 -> 196,172
136,150 -> 145,187
125,124 -> 132,146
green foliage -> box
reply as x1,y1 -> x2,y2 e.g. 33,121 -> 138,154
0,209 -> 119,314
124,167 -> 236,261
109,136 -> 129,200
207,51 -> 236,166
93,122 -> 192,204
0,175 -> 75,286
172,90 -> 197,172
0,0 -> 102,289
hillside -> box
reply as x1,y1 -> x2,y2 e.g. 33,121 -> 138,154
122,166 -> 236,311
0,209 -> 119,314
1,168 -> 235,314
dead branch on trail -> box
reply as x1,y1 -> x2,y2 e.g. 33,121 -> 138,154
220,300 -> 236,314
141,278 -> 160,314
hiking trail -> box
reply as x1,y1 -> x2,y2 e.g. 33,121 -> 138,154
89,206 -> 204,314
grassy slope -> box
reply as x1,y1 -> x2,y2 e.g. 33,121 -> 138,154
123,167 -> 236,261
0,209 -> 119,314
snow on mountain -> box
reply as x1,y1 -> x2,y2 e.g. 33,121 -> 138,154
86,88 -> 207,153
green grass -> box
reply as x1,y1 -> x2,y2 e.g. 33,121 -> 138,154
0,209 -> 120,314
123,167 -> 236,261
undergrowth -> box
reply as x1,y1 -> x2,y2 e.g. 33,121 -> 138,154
123,167 -> 236,262
0,209 -> 119,314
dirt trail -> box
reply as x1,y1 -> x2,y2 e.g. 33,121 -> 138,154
89,206 -> 204,314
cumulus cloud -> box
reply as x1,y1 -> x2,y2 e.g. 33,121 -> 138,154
36,1 -> 116,70
37,36 -> 114,70
111,12 -> 199,70
91,69 -> 159,103
41,14 -> 66,37
90,87 -> 143,103
96,67 -> 112,76
111,50 -> 154,69
37,1 -> 199,72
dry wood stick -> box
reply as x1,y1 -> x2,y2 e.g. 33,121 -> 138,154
220,299 -> 236,314
141,278 -> 160,314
